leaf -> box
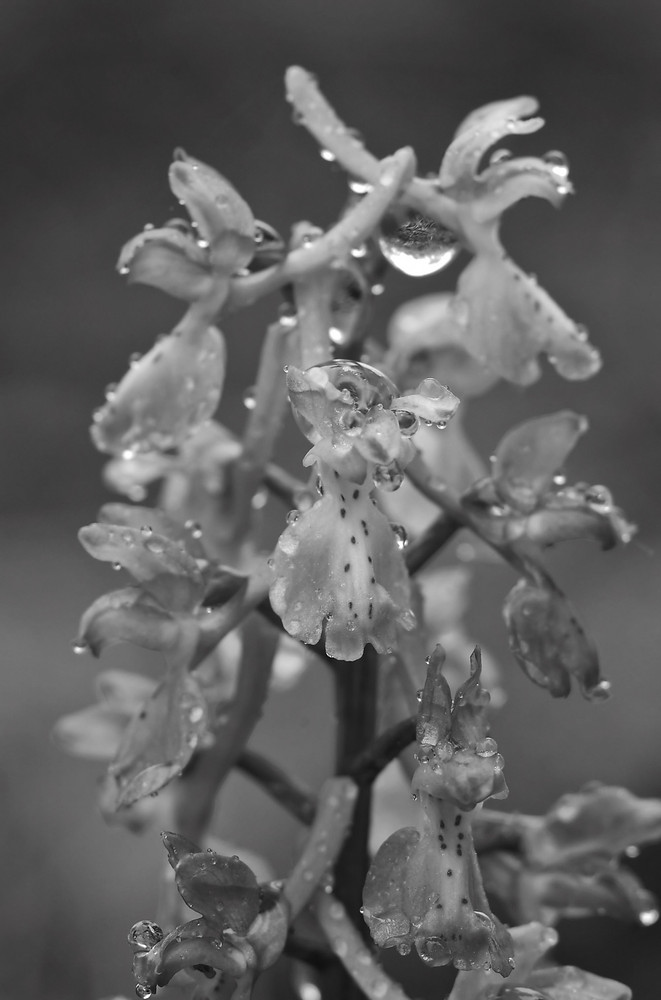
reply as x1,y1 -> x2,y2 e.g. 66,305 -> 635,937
78,587 -> 181,655
90,324 -> 226,457
491,412 -> 588,513
78,523 -> 205,612
173,848 -> 260,935
108,668 -> 208,807
503,579 -> 607,700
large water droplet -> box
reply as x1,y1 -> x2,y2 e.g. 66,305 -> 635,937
394,409 -> 420,436
625,844 -> 641,859
128,920 -> 164,952
315,360 -> 397,410
379,212 -> 460,277
135,985 -> 153,1000
374,464 -> 404,492
476,737 -> 498,757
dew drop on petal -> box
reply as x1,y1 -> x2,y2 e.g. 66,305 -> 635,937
71,638 -> 89,655
379,212 -> 460,277
394,409 -> 420,436
590,679 -> 611,701
286,509 -> 301,526
112,562 -> 123,572
128,920 -> 164,952
251,489 -> 268,510
349,177 -> 372,195
639,907 -> 659,927
185,519 -> 203,539
625,845 -> 641,858
135,985 -> 153,1000
320,147 -> 337,163
371,282 -> 385,296
373,464 -> 404,492
391,523 -> 408,549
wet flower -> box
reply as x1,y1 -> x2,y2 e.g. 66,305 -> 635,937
131,835 -> 288,1000
437,98 -> 601,386
363,646 -> 513,975
269,360 -> 459,659
479,784 -> 661,929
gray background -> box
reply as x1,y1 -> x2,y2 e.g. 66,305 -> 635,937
1,2 -> 660,997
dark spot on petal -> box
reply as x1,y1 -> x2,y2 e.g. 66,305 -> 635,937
370,576 -> 375,584
352,489 -> 360,499
446,869 -> 453,877
456,847 -> 462,856
440,821 -> 445,829
353,612 -> 358,619
344,563 -> 350,572
368,602 -> 373,619
461,898 -> 468,905
340,508 -> 346,518
367,555 -> 373,564
458,832 -> 464,840
334,470 -> 340,478
340,494 -> 346,503
348,601 -> 353,609
436,903 -> 443,909
351,536 -> 356,544
454,815 -> 462,826
139,710 -> 147,720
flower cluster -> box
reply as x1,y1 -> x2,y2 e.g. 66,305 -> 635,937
362,646 -> 513,974
269,360 -> 459,660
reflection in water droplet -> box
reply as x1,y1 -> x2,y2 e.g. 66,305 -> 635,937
112,562 -> 122,571
320,148 -> 336,163
394,410 -> 420,436
379,212 -> 460,277
374,464 -> 404,492
286,509 -> 301,525
625,844 -> 641,858
135,985 -> 153,1000
185,519 -> 203,539
590,679 -> 611,701
391,523 -> 408,548
128,920 -> 164,952
543,149 -> 570,179
72,638 -> 89,655
349,177 -> 372,195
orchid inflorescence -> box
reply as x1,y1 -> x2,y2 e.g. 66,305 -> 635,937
56,66 -> 656,1000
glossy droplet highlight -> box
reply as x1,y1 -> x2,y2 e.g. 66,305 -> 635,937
128,920 -> 164,952
373,464 -> 404,492
71,638 -> 89,655
348,177 -> 372,195
242,386 -> 257,410
543,149 -> 570,179
135,985 -> 153,1000
391,523 -> 408,549
320,147 -> 336,163
639,907 -> 659,927
394,410 -> 420,436
379,212 -> 460,277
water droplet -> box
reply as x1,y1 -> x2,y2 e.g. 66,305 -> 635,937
390,523 -> 408,549
329,325 -> 350,347
121,448 -> 135,461
251,489 -> 268,510
129,920 -> 164,952
396,941 -> 411,956
379,211 -> 460,277
639,907 -> 659,927
349,177 -> 372,195
242,386 -> 257,410
543,149 -> 570,179
119,265 -> 130,275
105,383 -> 118,402
625,844 -> 641,858
71,638 -> 89,655
112,562 -> 122,572
394,410 -> 420,436
140,525 -> 153,538
286,509 -> 301,526
476,737 -> 498,757
320,147 -> 336,163
415,688 -> 423,702
189,705 -> 204,724
590,679 -> 611,701
371,283 -> 385,295
584,484 -> 612,509
185,519 -> 203,539
350,243 -> 367,259
552,473 -> 566,487
374,464 -> 404,492
135,985 -> 153,999
489,148 -> 513,165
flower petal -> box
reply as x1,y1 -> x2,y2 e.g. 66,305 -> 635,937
392,378 -> 460,427
455,253 -> 601,385
78,522 -> 205,612
503,579 -> 607,700
169,149 -> 255,270
52,703 -> 128,761
77,587 -> 181,655
98,503 -> 207,560
440,96 -> 543,188
108,668 -> 208,807
270,471 -> 414,660
530,964 -> 632,1000
91,324 -> 226,456
492,412 -> 588,513
117,225 -> 214,301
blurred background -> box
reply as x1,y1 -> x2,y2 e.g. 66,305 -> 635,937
1,0 -> 661,997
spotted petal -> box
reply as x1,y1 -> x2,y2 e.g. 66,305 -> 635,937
503,579 -> 607,700
270,477 -> 414,660
91,324 -> 226,456
455,253 -> 601,385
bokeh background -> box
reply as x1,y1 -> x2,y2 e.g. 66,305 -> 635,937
1,1 -> 661,997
